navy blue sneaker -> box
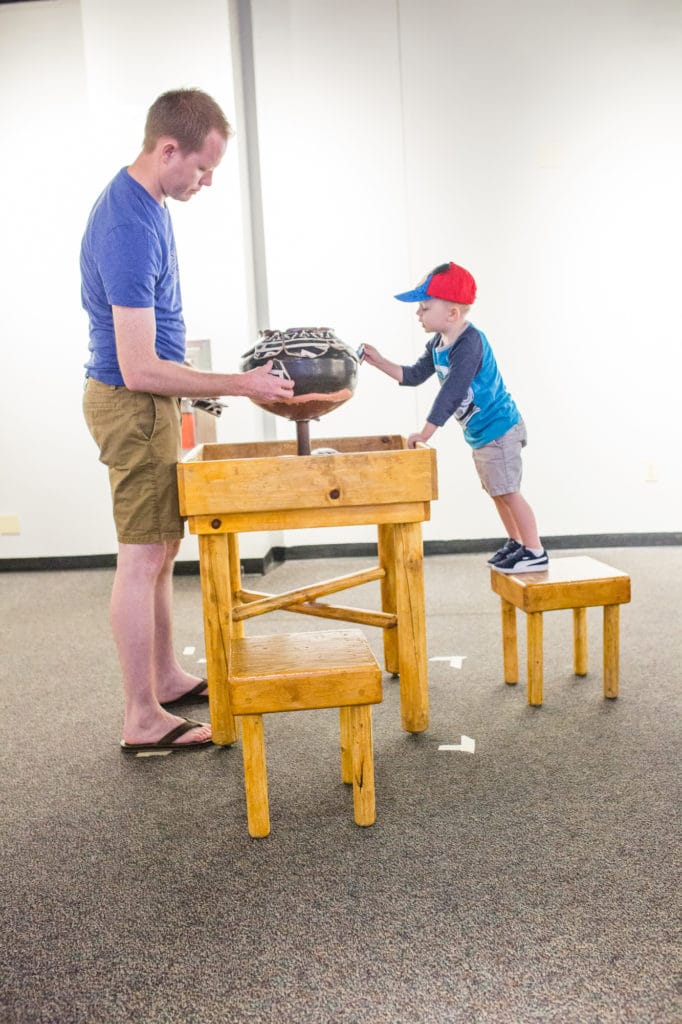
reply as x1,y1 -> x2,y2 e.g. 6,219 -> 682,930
493,546 -> 549,574
487,539 -> 522,566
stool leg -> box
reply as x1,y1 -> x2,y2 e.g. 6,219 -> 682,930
500,598 -> 518,684
349,705 -> 376,827
603,604 -> 620,699
526,612 -> 544,706
573,607 -> 588,676
240,714 -> 270,838
339,707 -> 353,784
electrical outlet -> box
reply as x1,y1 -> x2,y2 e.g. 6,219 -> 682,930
644,463 -> 658,483
0,515 -> 20,534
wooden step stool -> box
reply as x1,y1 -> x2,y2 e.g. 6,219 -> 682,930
490,556 -> 631,706
228,628 -> 383,838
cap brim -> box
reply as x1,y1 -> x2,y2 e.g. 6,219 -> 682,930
394,284 -> 429,303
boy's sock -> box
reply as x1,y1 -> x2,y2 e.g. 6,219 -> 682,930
527,546 -> 545,556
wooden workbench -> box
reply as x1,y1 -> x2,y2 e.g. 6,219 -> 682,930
177,434 -> 438,744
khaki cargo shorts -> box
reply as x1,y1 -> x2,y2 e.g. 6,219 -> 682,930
83,377 -> 185,545
472,419 -> 527,497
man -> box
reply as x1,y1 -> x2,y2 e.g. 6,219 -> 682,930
81,88 -> 294,751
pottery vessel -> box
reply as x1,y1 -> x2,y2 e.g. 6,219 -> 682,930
240,327 -> 359,422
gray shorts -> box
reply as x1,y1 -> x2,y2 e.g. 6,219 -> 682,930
471,419 -> 527,497
83,378 -> 185,545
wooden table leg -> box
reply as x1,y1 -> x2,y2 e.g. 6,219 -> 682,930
392,521 -> 429,733
198,532 -> 238,745
603,604 -> 620,699
500,598 -> 518,684
573,606 -> 588,676
526,611 -> 544,706
377,523 -> 399,675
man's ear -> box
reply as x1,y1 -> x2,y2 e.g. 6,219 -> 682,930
158,139 -> 179,163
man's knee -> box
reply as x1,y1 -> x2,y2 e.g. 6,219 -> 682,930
117,542 -> 170,579
163,539 -> 181,567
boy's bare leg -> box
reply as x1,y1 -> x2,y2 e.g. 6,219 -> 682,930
111,541 -> 211,746
151,539 -> 208,703
492,492 -> 542,550
492,495 -> 521,543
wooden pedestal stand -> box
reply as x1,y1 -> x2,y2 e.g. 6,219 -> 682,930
177,434 -> 438,744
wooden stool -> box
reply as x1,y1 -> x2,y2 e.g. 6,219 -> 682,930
228,628 -> 382,837
490,556 -> 631,706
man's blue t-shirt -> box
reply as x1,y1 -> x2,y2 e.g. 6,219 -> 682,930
80,168 -> 185,386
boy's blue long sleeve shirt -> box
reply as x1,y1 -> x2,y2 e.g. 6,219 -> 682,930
400,323 -> 520,449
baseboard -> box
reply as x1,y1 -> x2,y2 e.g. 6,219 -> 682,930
0,553 -> 119,573
2,533 -> 679,575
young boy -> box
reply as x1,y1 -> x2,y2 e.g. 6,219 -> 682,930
362,261 -> 548,573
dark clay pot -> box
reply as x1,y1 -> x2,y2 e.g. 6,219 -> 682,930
240,327 -> 359,422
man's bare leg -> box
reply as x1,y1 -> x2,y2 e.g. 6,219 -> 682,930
151,540 -> 208,704
111,541 -> 210,746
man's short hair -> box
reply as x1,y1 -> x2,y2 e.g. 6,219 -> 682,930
143,88 -> 232,154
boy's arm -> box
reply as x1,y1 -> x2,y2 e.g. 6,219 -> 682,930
400,344 -> 438,387
407,422 -> 437,448
363,339 -> 438,386
425,329 -> 483,426
406,331 -> 483,447
361,343 -> 403,382
362,340 -> 438,446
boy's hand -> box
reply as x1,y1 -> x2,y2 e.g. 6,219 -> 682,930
407,424 -> 436,448
360,344 -> 404,383
360,343 -> 382,366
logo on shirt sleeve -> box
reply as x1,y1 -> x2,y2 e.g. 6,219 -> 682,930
454,387 -> 479,426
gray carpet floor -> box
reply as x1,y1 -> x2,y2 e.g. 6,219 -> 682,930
1,547 -> 680,1024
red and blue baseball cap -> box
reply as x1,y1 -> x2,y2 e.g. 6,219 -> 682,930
394,262 -> 477,304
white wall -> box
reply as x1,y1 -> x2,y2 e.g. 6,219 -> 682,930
0,0 -> 269,561
250,0 -> 682,546
1,0 -> 680,563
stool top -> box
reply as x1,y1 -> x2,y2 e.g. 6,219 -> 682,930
490,555 -> 631,611
526,555 -> 628,584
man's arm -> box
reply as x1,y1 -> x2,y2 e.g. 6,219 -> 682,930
113,306 -> 294,402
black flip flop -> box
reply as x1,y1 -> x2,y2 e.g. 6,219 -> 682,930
121,718 -> 212,752
160,679 -> 208,709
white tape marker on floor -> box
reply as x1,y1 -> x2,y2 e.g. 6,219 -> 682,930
430,656 -> 467,669
438,736 -> 476,754
183,646 -> 196,656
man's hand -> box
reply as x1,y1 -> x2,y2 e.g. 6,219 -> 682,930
113,306 -> 297,400
240,360 -> 295,401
